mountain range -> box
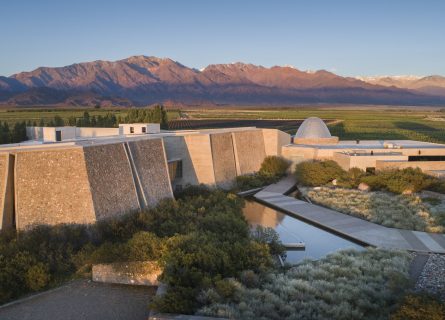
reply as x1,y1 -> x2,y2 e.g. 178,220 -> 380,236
1,55 -> 444,107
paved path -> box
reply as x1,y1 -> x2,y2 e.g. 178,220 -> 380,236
255,177 -> 445,253
0,279 -> 156,320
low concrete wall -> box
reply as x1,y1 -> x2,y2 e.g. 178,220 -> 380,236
376,160 -> 445,171
92,261 -> 161,286
76,127 -> 119,138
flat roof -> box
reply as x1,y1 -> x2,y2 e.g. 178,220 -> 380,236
286,140 -> 445,150
0,126 -> 260,153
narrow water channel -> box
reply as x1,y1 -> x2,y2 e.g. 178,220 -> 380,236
243,200 -> 363,264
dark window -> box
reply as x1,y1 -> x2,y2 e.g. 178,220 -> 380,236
409,155 -> 445,161
168,160 -> 183,181
130,127 -> 134,133
142,127 -> 146,133
366,167 -> 375,174
55,130 -> 62,142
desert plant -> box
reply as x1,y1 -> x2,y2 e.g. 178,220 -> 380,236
259,156 -> 290,177
295,160 -> 346,186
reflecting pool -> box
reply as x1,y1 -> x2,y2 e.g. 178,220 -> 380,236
243,200 -> 364,264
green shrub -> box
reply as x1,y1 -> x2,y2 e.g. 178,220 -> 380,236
295,160 -> 346,186
199,249 -> 411,320
25,263 -> 50,291
127,231 -> 162,261
361,168 -> 434,194
259,156 -> 290,177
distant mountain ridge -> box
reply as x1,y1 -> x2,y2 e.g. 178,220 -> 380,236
357,75 -> 445,97
1,55 -> 444,106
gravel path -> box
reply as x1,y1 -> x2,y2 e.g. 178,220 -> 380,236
415,254 -> 445,300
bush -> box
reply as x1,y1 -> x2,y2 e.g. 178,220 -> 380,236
361,168 -> 435,194
259,156 -> 290,177
199,249 -> 411,320
303,187 -> 445,232
391,294 -> 445,320
0,188 -> 281,314
295,160 -> 346,186
26,263 -> 50,291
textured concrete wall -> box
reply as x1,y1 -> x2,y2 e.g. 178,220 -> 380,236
84,143 -> 140,220
14,148 -> 96,229
376,160 -> 445,171
184,134 -> 216,185
210,133 -> 237,188
262,129 -> 291,156
232,130 -> 266,175
0,154 -> 14,230
127,139 -> 173,207
92,261 -> 161,286
76,127 -> 119,138
163,136 -> 199,189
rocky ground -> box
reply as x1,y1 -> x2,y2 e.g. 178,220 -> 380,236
414,254 -> 445,300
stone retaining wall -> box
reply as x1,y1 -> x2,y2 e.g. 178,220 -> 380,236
92,261 -> 161,286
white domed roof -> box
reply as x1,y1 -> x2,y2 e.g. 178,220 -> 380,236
295,117 -> 331,139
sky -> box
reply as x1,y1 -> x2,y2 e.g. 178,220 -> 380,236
0,0 -> 444,77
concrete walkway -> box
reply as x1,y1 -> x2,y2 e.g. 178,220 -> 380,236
255,176 -> 445,254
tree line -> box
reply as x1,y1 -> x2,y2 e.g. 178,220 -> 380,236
40,105 -> 168,129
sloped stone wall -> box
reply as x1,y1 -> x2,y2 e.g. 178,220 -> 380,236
232,130 -> 266,175
127,139 -> 173,207
0,154 -> 14,230
14,148 -> 96,229
83,143 -> 140,220
210,133 -> 237,188
92,261 -> 161,286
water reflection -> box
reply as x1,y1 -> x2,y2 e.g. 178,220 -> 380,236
243,200 -> 363,264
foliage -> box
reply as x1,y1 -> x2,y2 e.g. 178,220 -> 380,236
198,249 -> 411,320
0,188 -> 281,314
391,294 -> 445,320
233,174 -> 276,192
259,156 -> 290,177
234,156 -> 291,192
303,187 -> 445,232
361,168 -> 435,194
295,160 -> 346,186
121,105 -> 168,129
0,121 -> 27,144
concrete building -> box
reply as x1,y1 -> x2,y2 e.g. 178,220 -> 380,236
0,124 -> 290,231
3,117 -> 445,232
283,117 -> 445,175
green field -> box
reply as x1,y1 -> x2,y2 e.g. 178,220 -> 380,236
186,107 -> 445,143
2,106 -> 445,144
